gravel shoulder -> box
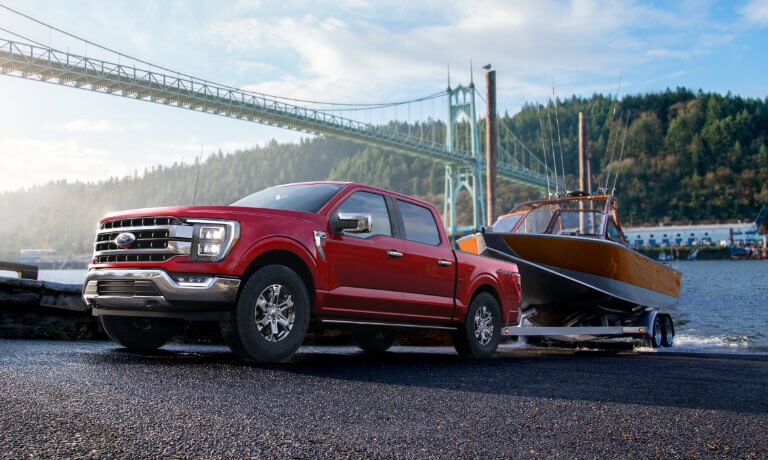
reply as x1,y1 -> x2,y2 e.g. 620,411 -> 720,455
1,339 -> 766,459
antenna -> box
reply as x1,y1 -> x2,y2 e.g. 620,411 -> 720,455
546,108 -> 559,196
602,70 -> 624,193
551,79 -> 566,192
192,145 -> 203,205
536,104 -> 552,197
611,110 -> 631,194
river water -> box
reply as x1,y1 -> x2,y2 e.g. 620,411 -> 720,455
37,260 -> 768,354
665,259 -> 768,354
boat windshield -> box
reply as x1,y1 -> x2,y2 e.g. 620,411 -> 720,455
493,204 -> 609,237
491,195 -> 628,244
552,210 -> 606,236
491,214 -> 523,232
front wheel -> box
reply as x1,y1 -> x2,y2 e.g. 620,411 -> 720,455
453,292 -> 501,359
100,316 -> 184,351
226,265 -> 310,363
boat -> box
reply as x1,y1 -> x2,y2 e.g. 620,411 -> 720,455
458,191 -> 682,328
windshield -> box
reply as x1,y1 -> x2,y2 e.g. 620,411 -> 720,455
491,214 -> 522,232
231,183 -> 344,213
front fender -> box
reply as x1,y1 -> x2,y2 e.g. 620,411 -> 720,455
233,235 -> 324,289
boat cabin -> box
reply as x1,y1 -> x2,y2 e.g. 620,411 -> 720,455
491,194 -> 628,246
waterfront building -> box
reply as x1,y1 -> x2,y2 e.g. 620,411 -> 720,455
624,222 -> 760,248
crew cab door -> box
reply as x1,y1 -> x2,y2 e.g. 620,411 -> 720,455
395,198 -> 456,322
322,190 -> 406,319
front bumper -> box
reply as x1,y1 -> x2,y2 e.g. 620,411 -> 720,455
83,269 -> 241,320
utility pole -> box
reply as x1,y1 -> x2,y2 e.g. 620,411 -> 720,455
485,67 -> 497,226
578,112 -> 587,193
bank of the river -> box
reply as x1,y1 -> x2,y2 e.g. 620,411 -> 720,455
637,245 -> 765,260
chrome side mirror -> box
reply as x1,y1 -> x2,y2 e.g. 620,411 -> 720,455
330,212 -> 372,234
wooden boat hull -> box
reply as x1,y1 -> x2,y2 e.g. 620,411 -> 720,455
478,233 -> 681,327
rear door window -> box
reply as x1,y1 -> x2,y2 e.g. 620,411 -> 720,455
397,199 -> 441,246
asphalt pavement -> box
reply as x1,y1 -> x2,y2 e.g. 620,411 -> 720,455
1,339 -> 766,459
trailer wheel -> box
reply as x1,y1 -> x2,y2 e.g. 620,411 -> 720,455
661,315 -> 675,347
453,292 -> 501,359
100,316 -> 183,351
650,316 -> 663,348
227,265 -> 310,363
351,330 -> 396,353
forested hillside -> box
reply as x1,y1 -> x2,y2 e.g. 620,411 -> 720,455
504,88 -> 768,226
1,88 -> 766,261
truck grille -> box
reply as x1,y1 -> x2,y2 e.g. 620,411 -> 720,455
92,216 -> 193,264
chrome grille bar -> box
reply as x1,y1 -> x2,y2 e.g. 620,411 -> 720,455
92,216 -> 193,264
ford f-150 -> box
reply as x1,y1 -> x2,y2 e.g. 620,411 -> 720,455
83,182 -> 521,362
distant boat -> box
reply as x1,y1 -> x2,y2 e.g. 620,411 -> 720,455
728,246 -> 751,260
458,192 -> 682,329
657,252 -> 674,262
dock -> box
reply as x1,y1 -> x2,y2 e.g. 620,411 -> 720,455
0,261 -> 99,339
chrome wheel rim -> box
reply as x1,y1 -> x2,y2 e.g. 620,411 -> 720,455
653,320 -> 662,346
253,284 -> 295,342
664,318 -> 674,345
474,305 -> 494,346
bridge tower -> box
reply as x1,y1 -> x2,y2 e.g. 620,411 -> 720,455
444,81 -> 485,237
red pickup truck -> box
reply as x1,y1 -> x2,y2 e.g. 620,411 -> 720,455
83,182 -> 521,362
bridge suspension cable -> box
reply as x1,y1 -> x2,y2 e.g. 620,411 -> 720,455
0,3 -> 556,234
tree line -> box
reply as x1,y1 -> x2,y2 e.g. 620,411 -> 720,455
1,88 -> 766,261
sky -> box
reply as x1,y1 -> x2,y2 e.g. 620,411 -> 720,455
1,0 -> 767,193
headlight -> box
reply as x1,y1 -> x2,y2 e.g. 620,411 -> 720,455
186,219 -> 240,262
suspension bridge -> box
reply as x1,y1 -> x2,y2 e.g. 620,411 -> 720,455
0,14 -> 556,235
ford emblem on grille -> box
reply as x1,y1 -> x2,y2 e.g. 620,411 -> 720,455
115,232 -> 137,249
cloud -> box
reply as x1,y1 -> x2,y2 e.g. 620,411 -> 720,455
0,137 -> 129,191
742,0 -> 768,26
52,119 -> 124,133
645,49 -> 691,60
207,0 -> 680,108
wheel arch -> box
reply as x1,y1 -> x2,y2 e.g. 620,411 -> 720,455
239,249 -> 316,312
468,283 -> 502,316
458,274 -> 513,325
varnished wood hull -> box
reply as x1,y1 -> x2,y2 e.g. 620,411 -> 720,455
479,233 -> 681,327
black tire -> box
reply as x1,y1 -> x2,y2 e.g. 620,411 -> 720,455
220,318 -> 248,359
661,315 -> 675,347
351,329 -> 396,353
100,316 -> 183,351
453,292 -> 501,359
227,265 -> 310,363
649,315 -> 663,348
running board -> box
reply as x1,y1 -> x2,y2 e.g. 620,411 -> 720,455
320,319 -> 457,331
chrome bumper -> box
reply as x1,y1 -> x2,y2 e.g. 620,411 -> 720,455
83,269 -> 240,316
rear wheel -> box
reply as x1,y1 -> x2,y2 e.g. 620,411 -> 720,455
453,292 -> 501,359
661,315 -> 675,347
649,316 -> 663,348
226,265 -> 310,363
351,330 -> 396,353
100,316 -> 183,351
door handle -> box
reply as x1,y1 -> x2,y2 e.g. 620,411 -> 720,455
386,250 -> 404,258
438,260 -> 453,266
